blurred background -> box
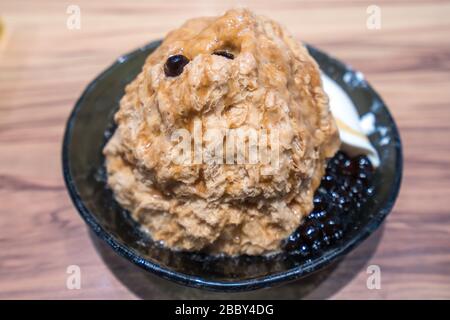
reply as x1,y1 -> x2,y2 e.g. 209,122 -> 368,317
0,0 -> 449,299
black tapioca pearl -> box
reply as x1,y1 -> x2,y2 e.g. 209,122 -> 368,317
341,176 -> 354,190
326,166 -> 337,176
164,54 -> 190,77
328,159 -> 339,172
311,240 -> 323,252
337,196 -> 352,213
329,190 -> 341,203
334,183 -> 349,196
323,217 -> 342,236
300,221 -> 321,245
313,192 -> 330,211
284,231 -> 301,251
321,174 -> 335,189
356,155 -> 373,171
332,229 -> 344,242
341,158 -> 358,176
350,182 -> 363,196
284,151 -> 375,255
354,178 -> 365,189
322,234 -> 332,246
356,172 -> 372,186
335,151 -> 349,164
295,244 -> 311,257
308,209 -> 328,221
366,186 -> 375,197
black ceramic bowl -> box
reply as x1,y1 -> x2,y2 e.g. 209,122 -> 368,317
62,40 -> 402,291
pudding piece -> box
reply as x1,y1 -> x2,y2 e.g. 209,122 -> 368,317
103,8 -> 340,255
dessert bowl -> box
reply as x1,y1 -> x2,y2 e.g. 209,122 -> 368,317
62,40 -> 402,291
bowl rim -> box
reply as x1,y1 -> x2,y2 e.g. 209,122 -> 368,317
62,40 -> 403,292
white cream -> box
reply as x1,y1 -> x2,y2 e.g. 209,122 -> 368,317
321,73 -> 380,167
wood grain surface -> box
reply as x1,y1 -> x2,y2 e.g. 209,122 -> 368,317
1,0 -> 450,299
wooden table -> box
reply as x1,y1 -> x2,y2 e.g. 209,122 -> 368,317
1,0 -> 449,299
